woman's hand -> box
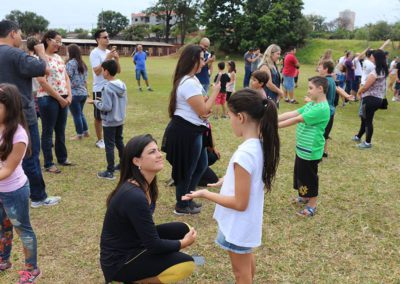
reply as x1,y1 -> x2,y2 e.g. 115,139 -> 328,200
207,177 -> 224,188
65,96 -> 72,106
58,97 -> 69,108
180,228 -> 197,249
182,189 -> 208,201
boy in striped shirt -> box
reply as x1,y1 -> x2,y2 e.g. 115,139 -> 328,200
278,76 -> 330,217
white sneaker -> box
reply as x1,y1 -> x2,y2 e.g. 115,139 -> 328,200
96,139 -> 105,149
31,196 -> 61,208
392,97 -> 397,102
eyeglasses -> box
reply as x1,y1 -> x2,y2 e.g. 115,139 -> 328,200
50,38 -> 62,45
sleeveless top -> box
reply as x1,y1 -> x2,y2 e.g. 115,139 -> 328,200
261,63 -> 281,103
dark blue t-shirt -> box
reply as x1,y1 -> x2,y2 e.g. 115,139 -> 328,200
0,45 -> 46,126
196,51 -> 210,85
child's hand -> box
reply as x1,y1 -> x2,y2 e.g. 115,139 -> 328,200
304,96 -> 312,103
207,177 -> 224,188
180,228 -> 197,248
86,98 -> 94,104
348,95 -> 356,101
182,189 -> 208,200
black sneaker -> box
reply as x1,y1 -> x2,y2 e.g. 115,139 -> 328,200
191,200 -> 203,208
114,164 -> 120,171
173,205 -> 201,215
322,152 -> 328,158
97,171 -> 115,180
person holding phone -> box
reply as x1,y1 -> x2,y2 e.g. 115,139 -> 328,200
89,29 -> 121,149
196,37 -> 215,94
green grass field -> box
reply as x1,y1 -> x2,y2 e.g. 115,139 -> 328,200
1,55 -> 400,283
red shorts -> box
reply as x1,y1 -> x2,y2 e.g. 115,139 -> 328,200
215,92 -> 227,105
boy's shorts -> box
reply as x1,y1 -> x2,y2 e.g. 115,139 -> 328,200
215,229 -> 253,254
135,69 -> 148,81
283,75 -> 295,91
293,155 -> 320,198
215,92 -> 227,105
324,115 -> 335,139
93,92 -> 102,120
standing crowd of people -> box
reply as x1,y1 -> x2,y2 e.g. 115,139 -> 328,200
0,17 -> 396,284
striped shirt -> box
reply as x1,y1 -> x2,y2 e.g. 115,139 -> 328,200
296,101 -> 330,160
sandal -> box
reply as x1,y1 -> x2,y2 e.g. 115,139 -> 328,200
296,206 -> 316,217
45,165 -> 61,174
290,196 -> 309,206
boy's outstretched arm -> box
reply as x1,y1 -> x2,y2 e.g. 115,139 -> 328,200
278,110 -> 300,122
278,115 -> 304,128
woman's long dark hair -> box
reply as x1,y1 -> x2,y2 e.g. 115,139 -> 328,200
228,60 -> 236,73
106,134 -> 159,207
228,89 -> 280,192
168,44 -> 203,118
67,44 -> 87,74
41,30 -> 61,49
373,49 -> 389,77
0,84 -> 31,161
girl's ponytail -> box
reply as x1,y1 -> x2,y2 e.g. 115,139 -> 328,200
259,99 -> 280,192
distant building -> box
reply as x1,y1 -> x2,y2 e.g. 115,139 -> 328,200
131,12 -> 177,27
339,9 -> 356,31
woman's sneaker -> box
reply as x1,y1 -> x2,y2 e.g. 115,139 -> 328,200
174,205 -> 201,215
31,196 -> 61,208
357,141 -> 372,149
97,171 -> 116,180
0,261 -> 12,271
18,268 -> 41,284
351,135 -> 361,142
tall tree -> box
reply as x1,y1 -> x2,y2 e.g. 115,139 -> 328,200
146,0 -> 176,43
201,0 -> 243,52
174,0 -> 199,45
5,10 -> 49,35
97,10 -> 129,37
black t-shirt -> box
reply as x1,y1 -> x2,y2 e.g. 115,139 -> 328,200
0,45 -> 46,126
100,182 -> 180,282
214,73 -> 230,93
396,62 -> 400,80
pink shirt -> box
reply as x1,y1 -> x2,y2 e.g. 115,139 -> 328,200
0,125 -> 28,192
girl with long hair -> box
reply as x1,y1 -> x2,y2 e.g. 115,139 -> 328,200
183,89 -> 280,283
0,84 -> 41,283
162,44 -> 220,215
66,44 -> 89,140
100,134 -> 196,283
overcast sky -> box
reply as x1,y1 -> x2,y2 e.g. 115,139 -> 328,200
0,0 -> 399,30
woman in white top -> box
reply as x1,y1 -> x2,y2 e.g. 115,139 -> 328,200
183,89 -> 280,283
162,44 -> 220,215
37,31 -> 72,173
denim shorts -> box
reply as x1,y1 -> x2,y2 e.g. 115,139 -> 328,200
135,69 -> 148,81
215,229 -> 253,254
283,75 -> 295,91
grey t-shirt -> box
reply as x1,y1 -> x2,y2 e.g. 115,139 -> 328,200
244,52 -> 253,68
0,45 -> 46,125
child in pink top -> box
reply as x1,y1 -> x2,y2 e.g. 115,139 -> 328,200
0,84 -> 41,283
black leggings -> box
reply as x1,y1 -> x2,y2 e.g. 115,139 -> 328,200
113,222 -> 194,283
357,96 -> 382,143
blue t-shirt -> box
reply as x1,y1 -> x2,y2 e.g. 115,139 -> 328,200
196,51 -> 210,85
133,51 -> 147,70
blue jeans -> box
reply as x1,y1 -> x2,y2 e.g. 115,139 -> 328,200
243,66 -> 252,88
175,134 -> 208,208
38,96 -> 69,168
337,74 -> 345,89
69,95 -> 88,136
22,123 -> 47,202
0,182 -> 38,269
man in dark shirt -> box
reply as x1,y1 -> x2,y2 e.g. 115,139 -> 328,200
0,20 -> 60,207
196,37 -> 215,94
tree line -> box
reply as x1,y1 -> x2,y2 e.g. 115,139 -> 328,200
4,1 -> 400,52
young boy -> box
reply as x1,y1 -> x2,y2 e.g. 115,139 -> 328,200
318,60 -> 354,158
278,76 -> 330,217
89,60 -> 127,180
213,62 -> 230,118
250,70 -> 269,99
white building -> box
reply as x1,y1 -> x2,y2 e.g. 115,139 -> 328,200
131,12 -> 177,27
339,9 -> 356,31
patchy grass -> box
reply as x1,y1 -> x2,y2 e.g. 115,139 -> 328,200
1,56 -> 399,283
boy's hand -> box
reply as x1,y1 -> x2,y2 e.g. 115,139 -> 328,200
348,95 -> 356,101
304,96 -> 312,103
86,98 -> 94,104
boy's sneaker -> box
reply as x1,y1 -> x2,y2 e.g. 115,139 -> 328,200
97,171 -> 116,180
351,135 -> 361,142
114,164 -> 120,171
31,196 -> 61,208
0,261 -> 12,271
147,87 -> 154,91
95,139 -> 105,149
18,268 -> 41,284
173,205 -> 201,215
138,87 -> 143,92
357,141 -> 372,149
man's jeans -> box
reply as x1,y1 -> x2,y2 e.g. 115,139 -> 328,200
0,182 -> 38,269
22,123 -> 47,202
